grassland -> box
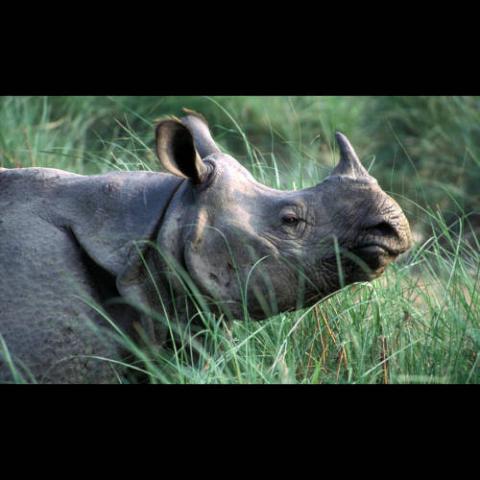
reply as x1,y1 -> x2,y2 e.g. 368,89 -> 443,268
1,95 -> 479,383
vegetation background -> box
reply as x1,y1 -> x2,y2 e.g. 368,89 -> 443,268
1,96 -> 479,383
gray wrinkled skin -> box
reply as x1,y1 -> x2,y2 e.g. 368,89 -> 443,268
0,111 -> 412,383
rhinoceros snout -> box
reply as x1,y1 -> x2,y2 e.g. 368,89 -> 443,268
352,200 -> 412,274
361,214 -> 412,256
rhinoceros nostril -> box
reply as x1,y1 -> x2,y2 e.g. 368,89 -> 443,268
366,221 -> 397,238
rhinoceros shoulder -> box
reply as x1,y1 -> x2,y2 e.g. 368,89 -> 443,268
0,166 -> 81,197
0,166 -> 81,180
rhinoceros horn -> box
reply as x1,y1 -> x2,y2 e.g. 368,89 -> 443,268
331,132 -> 370,179
180,108 -> 221,159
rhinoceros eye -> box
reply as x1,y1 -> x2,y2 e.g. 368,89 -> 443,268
282,214 -> 299,225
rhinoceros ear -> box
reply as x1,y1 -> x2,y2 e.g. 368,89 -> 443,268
155,118 -> 208,184
180,109 -> 221,159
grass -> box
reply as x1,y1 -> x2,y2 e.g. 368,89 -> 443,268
0,95 -> 479,384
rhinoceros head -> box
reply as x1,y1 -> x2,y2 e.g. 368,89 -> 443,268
155,111 -> 412,320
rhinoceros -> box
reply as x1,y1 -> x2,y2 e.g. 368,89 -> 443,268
0,111 -> 412,383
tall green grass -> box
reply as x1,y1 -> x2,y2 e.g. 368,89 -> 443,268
0,96 -> 479,384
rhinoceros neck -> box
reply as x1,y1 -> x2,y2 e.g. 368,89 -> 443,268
155,178 -> 196,268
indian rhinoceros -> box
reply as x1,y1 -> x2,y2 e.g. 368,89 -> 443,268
0,111 -> 412,383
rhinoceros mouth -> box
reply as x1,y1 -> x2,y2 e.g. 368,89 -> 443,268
355,243 -> 393,256
350,242 -> 399,272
